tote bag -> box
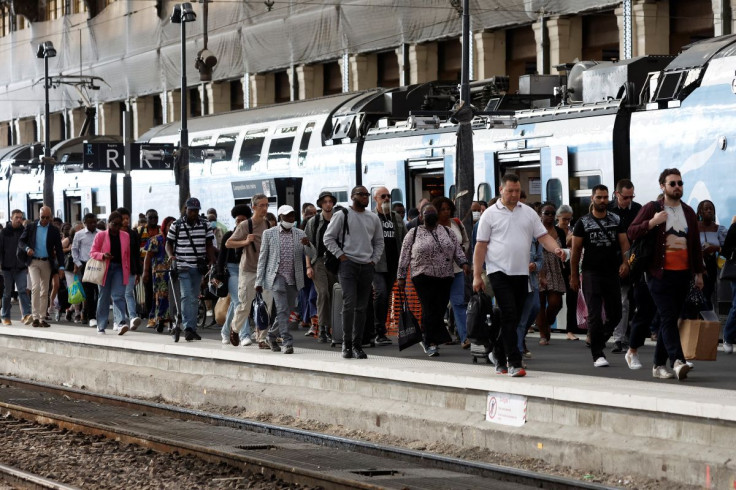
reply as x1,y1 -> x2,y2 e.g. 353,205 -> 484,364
82,258 -> 107,286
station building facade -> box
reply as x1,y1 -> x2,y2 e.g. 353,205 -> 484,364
0,0 -> 732,147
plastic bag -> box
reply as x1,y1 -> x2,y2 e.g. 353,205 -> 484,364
67,275 -> 86,305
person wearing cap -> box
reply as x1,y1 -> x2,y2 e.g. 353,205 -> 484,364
372,186 -> 407,346
305,191 -> 338,343
226,193 -> 273,347
255,205 -> 316,354
323,185 -> 384,359
165,197 -> 216,342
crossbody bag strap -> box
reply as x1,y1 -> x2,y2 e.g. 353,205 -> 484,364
182,221 -> 201,256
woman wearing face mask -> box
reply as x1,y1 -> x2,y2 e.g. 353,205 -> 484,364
397,203 -> 470,357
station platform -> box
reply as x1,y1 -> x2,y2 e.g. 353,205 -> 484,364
0,316 -> 734,488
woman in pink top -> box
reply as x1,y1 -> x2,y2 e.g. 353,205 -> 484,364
89,211 -> 131,335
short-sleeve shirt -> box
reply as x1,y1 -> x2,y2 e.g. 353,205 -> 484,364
573,212 -> 625,273
166,217 -> 214,269
475,200 -> 548,276
229,217 -> 270,273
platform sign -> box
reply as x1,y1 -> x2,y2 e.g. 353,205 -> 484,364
486,392 -> 527,427
83,143 -> 174,171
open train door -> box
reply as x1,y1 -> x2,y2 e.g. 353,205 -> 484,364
540,146 -> 570,209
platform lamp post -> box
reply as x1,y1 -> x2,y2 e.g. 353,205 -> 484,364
36,41 -> 57,212
171,3 -> 196,211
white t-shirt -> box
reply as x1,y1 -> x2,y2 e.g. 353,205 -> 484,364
476,200 -> 548,276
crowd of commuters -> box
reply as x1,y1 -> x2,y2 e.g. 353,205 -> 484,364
0,167 -> 733,382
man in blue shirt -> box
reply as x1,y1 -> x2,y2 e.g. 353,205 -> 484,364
18,206 -> 65,328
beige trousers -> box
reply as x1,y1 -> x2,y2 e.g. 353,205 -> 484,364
28,259 -> 51,320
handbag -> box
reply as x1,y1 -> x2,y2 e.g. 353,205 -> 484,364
627,201 -> 662,280
397,292 -> 423,351
82,257 -> 107,285
252,291 -> 270,331
214,295 -> 230,326
720,251 -> 736,281
67,275 -> 86,305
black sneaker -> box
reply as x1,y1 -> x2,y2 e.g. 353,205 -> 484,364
65,310 -> 73,322
156,322 -> 164,333
375,335 -> 392,346
268,338 -> 281,352
341,346 -> 353,359
171,326 -> 181,343
184,329 -> 195,342
353,348 -> 368,359
191,331 -> 202,341
283,346 -> 294,354
611,341 -> 623,353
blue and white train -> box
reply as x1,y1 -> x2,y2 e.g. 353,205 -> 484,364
2,34 -> 736,231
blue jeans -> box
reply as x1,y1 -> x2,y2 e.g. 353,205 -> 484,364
221,263 -> 249,340
113,274 -> 138,325
2,269 -> 31,319
723,281 -> 736,344
177,267 -> 202,331
450,272 -> 468,342
96,262 -> 128,331
517,289 -> 540,352
267,275 -> 298,347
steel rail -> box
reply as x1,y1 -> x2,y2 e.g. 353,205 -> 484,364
0,462 -> 81,490
0,375 -> 616,490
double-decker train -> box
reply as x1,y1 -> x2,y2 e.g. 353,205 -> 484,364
3,34 -> 736,231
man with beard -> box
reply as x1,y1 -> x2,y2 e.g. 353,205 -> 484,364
628,168 -> 703,380
372,186 -> 407,345
570,185 -> 630,368
324,185 -> 383,359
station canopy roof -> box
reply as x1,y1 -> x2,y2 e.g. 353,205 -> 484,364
0,0 -> 618,121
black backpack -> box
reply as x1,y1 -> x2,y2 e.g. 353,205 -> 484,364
466,291 -> 500,345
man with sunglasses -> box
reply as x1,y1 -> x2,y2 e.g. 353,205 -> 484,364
629,168 -> 703,380
324,185 -> 384,359
372,186 -> 407,346
18,206 -> 64,328
607,179 -> 643,354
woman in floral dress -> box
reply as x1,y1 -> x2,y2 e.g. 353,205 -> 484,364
142,216 -> 176,331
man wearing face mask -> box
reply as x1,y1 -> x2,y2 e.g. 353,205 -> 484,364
255,206 -> 316,354
470,201 -> 483,224
372,186 -> 407,346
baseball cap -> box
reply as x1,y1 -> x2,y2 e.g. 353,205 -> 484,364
277,204 -> 295,216
185,197 -> 201,210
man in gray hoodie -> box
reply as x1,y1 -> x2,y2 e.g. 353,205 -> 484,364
324,186 -> 384,359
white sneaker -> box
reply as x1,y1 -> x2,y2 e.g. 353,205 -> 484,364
242,337 -> 253,346
723,341 -> 733,354
113,323 -> 120,331
89,319 -> 98,328
673,359 -> 690,380
593,357 -> 610,367
130,317 -> 141,331
221,334 -> 229,344
206,309 -> 214,317
652,365 -> 675,379
97,329 -> 106,335
625,351 -> 642,370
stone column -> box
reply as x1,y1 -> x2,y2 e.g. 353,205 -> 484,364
99,102 -> 122,136
67,108 -> 87,138
166,91 -> 181,123
630,0 -> 669,57
473,30 -> 506,80
546,17 -> 582,71
130,97 -> 156,139
249,73 -> 275,107
409,42 -> 438,84
0,122 -> 10,147
349,53 -> 378,91
296,65 -> 323,100
204,82 -> 231,115
14,118 -> 36,145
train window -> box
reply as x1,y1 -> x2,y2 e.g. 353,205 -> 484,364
189,136 -> 211,165
324,189 -> 348,205
239,129 -> 267,172
267,136 -> 295,168
546,178 -> 563,208
569,173 -> 601,192
477,183 -> 491,202
214,133 -> 238,162
297,122 -> 315,167
391,188 -> 403,206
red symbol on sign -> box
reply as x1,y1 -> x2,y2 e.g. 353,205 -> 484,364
555,156 -> 563,166
488,397 -> 498,419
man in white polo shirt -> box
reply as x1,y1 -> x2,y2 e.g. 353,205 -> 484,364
473,174 -> 569,377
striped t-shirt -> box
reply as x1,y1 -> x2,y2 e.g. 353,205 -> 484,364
167,217 -> 214,269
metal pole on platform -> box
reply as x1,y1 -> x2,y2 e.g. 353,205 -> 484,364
36,41 -> 57,212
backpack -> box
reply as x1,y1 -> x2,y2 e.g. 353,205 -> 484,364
626,201 -> 662,281
466,291 -> 499,344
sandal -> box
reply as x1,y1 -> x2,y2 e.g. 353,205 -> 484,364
539,338 -> 550,346
566,333 -> 579,341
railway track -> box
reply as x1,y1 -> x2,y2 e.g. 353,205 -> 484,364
0,375 -> 615,489
0,461 -> 80,490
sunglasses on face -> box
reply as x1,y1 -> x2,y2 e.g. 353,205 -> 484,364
354,192 -> 370,197
40,216 -> 51,221
379,194 -> 390,199
667,180 -> 684,187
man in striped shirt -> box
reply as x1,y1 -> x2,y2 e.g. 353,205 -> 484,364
165,197 -> 216,342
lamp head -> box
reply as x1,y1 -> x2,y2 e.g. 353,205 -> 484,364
181,3 -> 196,22
36,41 -> 56,59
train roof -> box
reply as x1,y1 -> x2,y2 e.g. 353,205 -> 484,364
137,90 -> 381,142
666,34 -> 736,71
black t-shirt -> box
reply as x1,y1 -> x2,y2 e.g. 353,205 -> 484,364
573,212 -> 625,273
109,232 -> 122,264
379,212 -> 398,270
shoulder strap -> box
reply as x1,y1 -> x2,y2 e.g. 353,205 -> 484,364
182,221 -> 200,255
339,208 -> 349,247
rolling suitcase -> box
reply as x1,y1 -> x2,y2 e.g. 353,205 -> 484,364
330,283 -> 343,347
471,341 -> 492,364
